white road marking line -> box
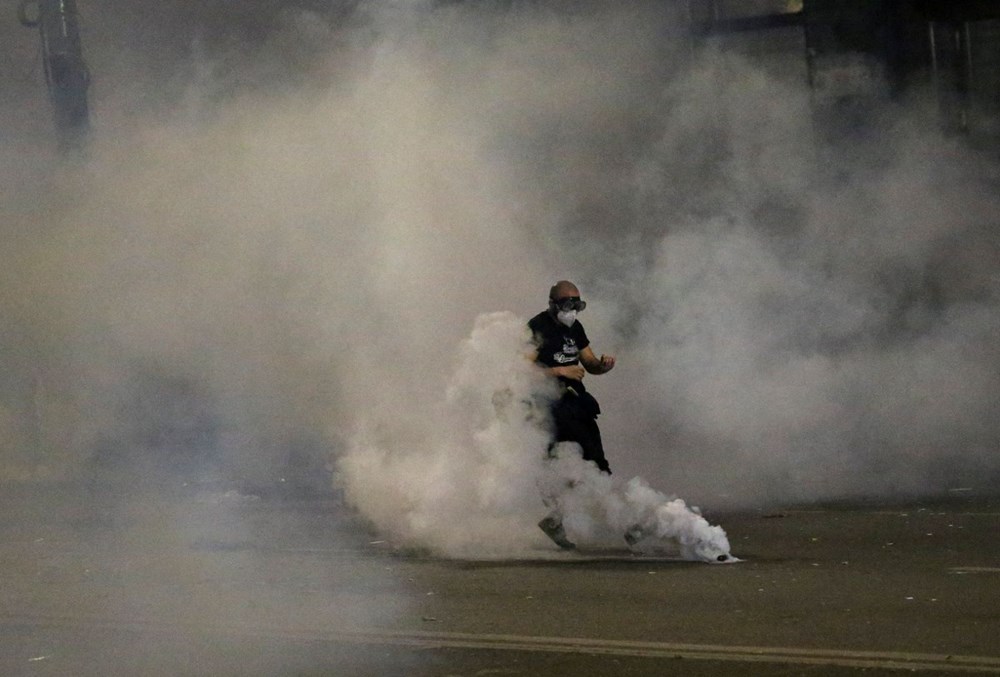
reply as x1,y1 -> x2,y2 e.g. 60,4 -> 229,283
3,614 -> 1000,673
949,567 -> 1000,574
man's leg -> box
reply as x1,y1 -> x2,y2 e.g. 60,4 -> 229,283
537,444 -> 575,549
538,396 -> 610,549
555,414 -> 610,474
576,418 -> 610,474
550,404 -> 643,548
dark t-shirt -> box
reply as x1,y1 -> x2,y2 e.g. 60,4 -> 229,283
528,310 -> 591,393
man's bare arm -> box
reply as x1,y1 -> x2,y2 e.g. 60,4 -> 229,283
580,346 -> 616,375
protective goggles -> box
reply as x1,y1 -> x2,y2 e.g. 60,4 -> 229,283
551,296 -> 587,312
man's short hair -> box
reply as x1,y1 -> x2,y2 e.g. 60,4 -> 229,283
549,280 -> 578,300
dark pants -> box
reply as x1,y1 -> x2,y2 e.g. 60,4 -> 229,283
551,390 -> 610,474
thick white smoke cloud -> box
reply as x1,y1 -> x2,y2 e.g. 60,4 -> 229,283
338,310 -> 733,561
1,0 -> 997,550
338,312 -> 553,555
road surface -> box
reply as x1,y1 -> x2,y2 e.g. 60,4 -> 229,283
1,481 -> 998,676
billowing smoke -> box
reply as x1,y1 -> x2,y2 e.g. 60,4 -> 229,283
338,310 -> 734,560
0,0 -> 997,563
338,312 -> 554,555
598,58 -> 1000,506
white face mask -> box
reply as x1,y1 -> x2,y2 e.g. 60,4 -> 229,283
556,309 -> 578,327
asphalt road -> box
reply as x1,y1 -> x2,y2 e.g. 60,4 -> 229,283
1,482 -> 998,676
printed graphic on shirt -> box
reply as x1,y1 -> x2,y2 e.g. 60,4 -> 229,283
553,337 -> 579,364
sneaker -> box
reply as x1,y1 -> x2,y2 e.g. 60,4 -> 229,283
538,516 -> 576,550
